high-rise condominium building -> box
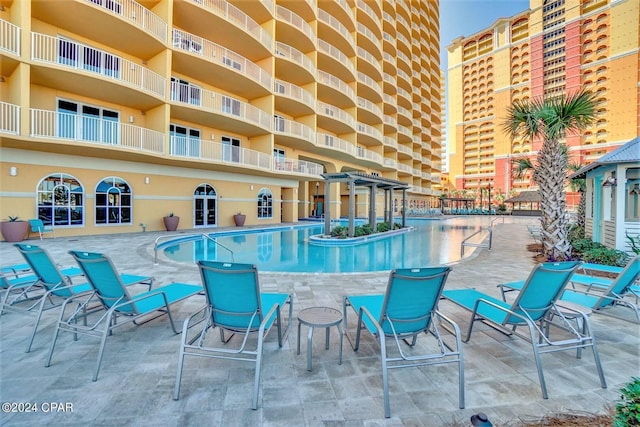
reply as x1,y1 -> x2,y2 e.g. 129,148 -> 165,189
446,0 -> 639,205
0,0 -> 442,237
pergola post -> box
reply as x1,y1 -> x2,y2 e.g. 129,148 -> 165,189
348,180 -> 355,237
323,180 -> 331,236
387,189 -> 393,228
368,184 -> 376,230
401,189 -> 407,227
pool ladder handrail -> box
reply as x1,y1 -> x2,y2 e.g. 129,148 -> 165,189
154,233 -> 234,264
460,227 -> 493,257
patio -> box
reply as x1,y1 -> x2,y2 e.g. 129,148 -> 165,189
1,218 -> 638,426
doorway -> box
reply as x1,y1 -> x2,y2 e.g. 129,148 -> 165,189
194,184 -> 217,227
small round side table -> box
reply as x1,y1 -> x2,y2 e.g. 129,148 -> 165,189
296,306 -> 343,371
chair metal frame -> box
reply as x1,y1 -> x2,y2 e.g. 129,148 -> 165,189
173,261 -> 293,410
443,261 -> 606,399
28,219 -> 55,240
343,267 -> 464,418
45,250 -> 196,381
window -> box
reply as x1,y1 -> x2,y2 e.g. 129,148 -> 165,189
57,99 -> 119,144
221,136 -> 240,162
257,188 -> 273,219
626,168 -> 640,220
37,173 -> 84,227
273,148 -> 285,170
221,96 -> 241,116
57,37 -> 120,78
170,77 -> 201,105
95,177 -> 131,225
170,124 -> 201,157
274,115 -> 286,132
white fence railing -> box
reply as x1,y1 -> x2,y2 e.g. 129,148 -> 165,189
31,32 -> 166,98
273,79 -> 314,109
86,0 -> 167,42
170,81 -> 271,130
30,109 -> 165,154
0,101 -> 20,135
172,29 -> 271,90
0,18 -> 20,56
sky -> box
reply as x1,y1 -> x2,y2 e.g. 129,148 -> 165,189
439,0 -> 530,69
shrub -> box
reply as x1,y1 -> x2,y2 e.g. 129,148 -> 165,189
568,225 -> 585,241
353,224 -> 374,237
572,237 -> 602,254
330,225 -> 348,239
580,247 -> 629,267
614,377 -> 640,427
376,222 -> 390,233
626,231 -> 640,255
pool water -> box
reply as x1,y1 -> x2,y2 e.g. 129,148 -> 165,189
163,217 -> 494,273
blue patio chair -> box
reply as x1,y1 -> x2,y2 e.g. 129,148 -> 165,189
1,263 -> 32,277
442,261 -> 607,399
28,219 -> 54,240
174,261 -> 293,410
45,250 -> 201,381
560,256 -> 639,323
343,267 -> 464,418
499,257 -> 639,323
1,243 -> 90,352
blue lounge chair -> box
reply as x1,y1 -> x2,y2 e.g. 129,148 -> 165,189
499,257 -> 640,323
343,267 -> 464,418
3,243 -> 155,353
442,261 -> 606,399
560,257 -> 640,323
174,261 -> 293,410
46,250 -> 201,381
1,263 -> 32,277
28,219 -> 54,240
1,243 -> 89,352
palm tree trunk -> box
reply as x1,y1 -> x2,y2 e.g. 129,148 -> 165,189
577,190 -> 586,231
535,138 -> 571,260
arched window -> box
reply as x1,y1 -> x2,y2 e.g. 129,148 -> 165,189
257,188 -> 273,219
37,173 -> 84,226
95,177 -> 132,225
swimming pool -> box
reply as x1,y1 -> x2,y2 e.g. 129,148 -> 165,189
163,216 -> 496,273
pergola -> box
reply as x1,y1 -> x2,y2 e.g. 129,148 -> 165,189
504,190 -> 542,216
320,172 -> 410,237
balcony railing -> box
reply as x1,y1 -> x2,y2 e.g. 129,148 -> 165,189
357,71 -> 382,93
32,32 -> 166,98
383,136 -> 397,149
273,79 -> 314,110
86,0 -> 167,42
170,135 -> 321,176
317,8 -> 354,46
317,133 -> 357,157
170,82 -> 271,130
357,122 -> 382,141
334,0 -> 354,21
0,18 -> 20,56
273,117 -> 315,143
317,39 -> 355,74
172,29 -> 271,90
356,0 -> 381,28
356,97 -> 382,118
317,101 -> 356,128
194,0 -> 272,50
31,109 -> 165,154
275,42 -> 315,75
356,22 -> 382,52
0,101 -> 20,135
275,5 -> 315,43
317,70 -> 355,99
356,146 -> 383,164
356,46 -> 381,74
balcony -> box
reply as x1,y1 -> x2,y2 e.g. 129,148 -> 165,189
356,97 -> 382,125
31,109 -> 165,154
179,0 -> 272,58
172,29 -> 271,98
317,8 -> 355,56
317,101 -> 356,133
355,146 -> 383,165
317,39 -> 355,81
170,82 -> 270,135
356,22 -> 382,55
274,79 -> 315,115
275,5 -> 316,52
356,46 -> 382,80
31,32 -> 165,109
0,19 -> 20,57
317,70 -> 355,107
356,72 -> 382,103
273,116 -> 316,147
32,0 -> 167,57
356,122 -> 383,146
0,101 -> 20,135
274,42 -> 316,83
316,133 -> 358,158
383,136 -> 397,149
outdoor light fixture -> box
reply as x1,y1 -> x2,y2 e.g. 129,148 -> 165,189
9,166 -> 17,176
602,176 -> 617,187
144,176 -> 150,184
630,184 -> 639,195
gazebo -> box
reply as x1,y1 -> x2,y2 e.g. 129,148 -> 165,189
504,191 -> 541,216
320,172 -> 410,238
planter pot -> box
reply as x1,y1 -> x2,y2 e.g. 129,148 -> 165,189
163,216 -> 180,231
1,221 -> 29,242
233,214 -> 246,227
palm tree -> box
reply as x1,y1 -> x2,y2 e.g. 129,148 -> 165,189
503,90 -> 597,260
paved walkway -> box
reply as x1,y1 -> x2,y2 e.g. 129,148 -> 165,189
1,218 -> 638,426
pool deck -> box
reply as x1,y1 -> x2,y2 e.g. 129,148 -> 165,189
1,217 -> 638,426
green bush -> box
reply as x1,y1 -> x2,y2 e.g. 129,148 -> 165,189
572,237 -> 602,253
377,222 -> 390,233
614,377 -> 640,427
568,225 -> 585,241
580,247 -> 629,267
353,224 -> 374,237
330,225 -> 348,239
